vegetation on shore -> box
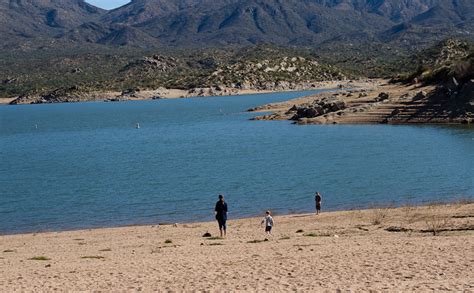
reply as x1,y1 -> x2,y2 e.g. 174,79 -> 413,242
1,45 -> 351,101
1,38 -> 472,110
396,38 -> 474,121
250,38 -> 473,125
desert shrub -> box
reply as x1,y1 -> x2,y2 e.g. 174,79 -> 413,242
424,205 -> 452,236
402,205 -> 419,224
370,207 -> 390,225
425,216 -> 451,236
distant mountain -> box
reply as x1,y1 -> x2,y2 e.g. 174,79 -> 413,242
1,0 -> 473,49
379,0 -> 474,48
119,0 -> 391,47
0,0 -> 104,47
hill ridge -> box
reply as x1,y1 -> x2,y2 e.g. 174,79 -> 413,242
1,0 -> 473,49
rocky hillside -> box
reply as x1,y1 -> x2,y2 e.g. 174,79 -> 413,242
251,39 -> 474,125
113,47 -> 347,90
206,56 -> 343,90
3,47 -> 348,104
405,39 -> 473,83
1,0 -> 473,49
401,39 -> 474,121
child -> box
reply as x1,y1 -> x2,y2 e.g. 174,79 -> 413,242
261,211 -> 274,235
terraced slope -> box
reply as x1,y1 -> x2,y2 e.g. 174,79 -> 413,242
251,80 -> 472,125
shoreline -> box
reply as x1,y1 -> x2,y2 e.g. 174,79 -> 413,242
1,202 -> 473,291
1,198 -> 470,237
0,80 -> 365,105
250,80 -> 473,125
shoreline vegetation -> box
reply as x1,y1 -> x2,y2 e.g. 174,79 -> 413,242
1,201 -> 473,291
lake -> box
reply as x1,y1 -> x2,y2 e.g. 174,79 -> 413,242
0,90 -> 473,234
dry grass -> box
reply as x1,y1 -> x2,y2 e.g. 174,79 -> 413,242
402,205 -> 419,224
81,256 -> 105,260
423,205 -> 452,236
424,216 -> 451,236
370,207 -> 390,225
29,256 -> 50,261
455,197 -> 474,205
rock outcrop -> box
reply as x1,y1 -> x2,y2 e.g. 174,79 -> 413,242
9,87 -> 86,105
207,56 -> 346,89
289,99 -> 347,120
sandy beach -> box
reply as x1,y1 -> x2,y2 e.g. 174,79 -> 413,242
1,203 -> 473,291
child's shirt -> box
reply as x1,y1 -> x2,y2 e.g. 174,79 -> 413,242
262,215 -> 274,227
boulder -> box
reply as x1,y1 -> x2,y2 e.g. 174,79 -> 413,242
376,92 -> 390,102
304,107 -> 320,118
413,91 -> 427,101
329,101 -> 346,112
291,100 -> 345,120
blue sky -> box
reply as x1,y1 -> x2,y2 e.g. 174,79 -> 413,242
86,0 -> 131,10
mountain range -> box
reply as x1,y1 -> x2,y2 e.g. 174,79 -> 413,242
1,0 -> 473,49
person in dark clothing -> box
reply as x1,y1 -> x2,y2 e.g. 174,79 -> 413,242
215,194 -> 228,237
315,192 -> 322,215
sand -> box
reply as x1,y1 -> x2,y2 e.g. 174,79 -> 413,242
0,97 -> 17,105
1,203 -> 473,291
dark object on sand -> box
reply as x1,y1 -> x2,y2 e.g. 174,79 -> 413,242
385,226 -> 411,232
202,232 -> 212,237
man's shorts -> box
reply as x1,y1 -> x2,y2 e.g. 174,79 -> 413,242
217,218 -> 227,230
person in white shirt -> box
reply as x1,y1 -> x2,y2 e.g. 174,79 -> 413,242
261,211 -> 274,235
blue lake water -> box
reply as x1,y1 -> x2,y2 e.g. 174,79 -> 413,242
0,90 -> 473,234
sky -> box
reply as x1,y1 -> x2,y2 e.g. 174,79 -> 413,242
86,0 -> 131,10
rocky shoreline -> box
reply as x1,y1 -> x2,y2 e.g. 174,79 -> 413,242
250,80 -> 474,125
3,80 -> 350,105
